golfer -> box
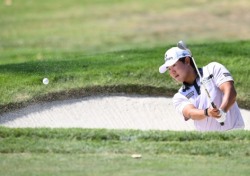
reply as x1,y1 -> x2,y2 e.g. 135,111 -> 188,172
159,41 -> 245,131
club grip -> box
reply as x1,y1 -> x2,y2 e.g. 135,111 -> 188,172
211,102 -> 216,108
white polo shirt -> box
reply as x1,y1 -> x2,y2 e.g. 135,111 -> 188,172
173,62 -> 245,131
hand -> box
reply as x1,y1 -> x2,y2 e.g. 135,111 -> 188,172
207,107 -> 226,125
207,107 -> 221,118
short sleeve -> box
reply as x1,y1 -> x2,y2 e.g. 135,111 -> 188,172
173,93 -> 193,117
207,62 -> 234,87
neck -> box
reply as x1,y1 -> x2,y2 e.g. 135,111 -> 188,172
184,69 -> 197,85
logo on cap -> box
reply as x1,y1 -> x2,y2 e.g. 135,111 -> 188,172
182,51 -> 190,57
165,56 -> 174,61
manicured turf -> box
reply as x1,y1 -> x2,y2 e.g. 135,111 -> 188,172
0,128 -> 250,176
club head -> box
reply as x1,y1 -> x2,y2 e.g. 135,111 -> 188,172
177,40 -> 192,56
177,40 -> 187,50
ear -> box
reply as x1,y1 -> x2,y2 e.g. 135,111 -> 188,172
185,57 -> 191,65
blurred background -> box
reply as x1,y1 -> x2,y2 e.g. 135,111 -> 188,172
1,0 -> 250,56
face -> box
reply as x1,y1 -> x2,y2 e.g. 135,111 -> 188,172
168,59 -> 190,83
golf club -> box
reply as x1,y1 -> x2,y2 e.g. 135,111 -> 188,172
177,41 -> 225,125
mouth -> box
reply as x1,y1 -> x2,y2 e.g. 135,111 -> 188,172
174,75 -> 182,82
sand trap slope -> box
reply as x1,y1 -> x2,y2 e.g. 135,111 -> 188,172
0,95 -> 249,131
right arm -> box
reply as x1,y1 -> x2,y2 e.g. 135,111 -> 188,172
173,93 -> 221,121
182,104 -> 221,121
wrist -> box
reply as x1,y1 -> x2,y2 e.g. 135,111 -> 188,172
204,108 -> 209,117
219,109 -> 226,114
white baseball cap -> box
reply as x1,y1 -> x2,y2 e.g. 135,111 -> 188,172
159,47 -> 192,73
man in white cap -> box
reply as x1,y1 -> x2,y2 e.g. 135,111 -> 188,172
159,41 -> 244,131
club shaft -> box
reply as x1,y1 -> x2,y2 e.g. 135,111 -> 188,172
192,57 -> 216,108
177,41 -> 217,108
177,41 -> 223,125
192,56 -> 223,125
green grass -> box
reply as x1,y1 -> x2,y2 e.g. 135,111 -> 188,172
1,153 -> 249,176
0,128 -> 250,176
1,0 -> 250,175
1,0 -> 250,109
0,41 -> 250,112
1,0 -> 250,53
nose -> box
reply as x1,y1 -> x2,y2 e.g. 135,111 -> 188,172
169,67 -> 175,75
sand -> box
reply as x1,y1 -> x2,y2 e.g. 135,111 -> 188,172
0,95 -> 249,131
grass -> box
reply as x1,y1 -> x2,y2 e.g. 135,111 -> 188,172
0,153 -> 249,176
1,0 -> 250,109
1,0 -> 250,53
0,128 -> 250,176
0,41 -> 250,112
0,153 -> 248,176
1,0 -> 250,175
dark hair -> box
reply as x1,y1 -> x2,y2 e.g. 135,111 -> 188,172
179,57 -> 198,74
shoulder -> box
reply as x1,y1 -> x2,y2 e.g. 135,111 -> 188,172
204,62 -> 233,85
204,62 -> 229,74
205,62 -> 224,69
173,90 -> 191,101
173,91 -> 184,100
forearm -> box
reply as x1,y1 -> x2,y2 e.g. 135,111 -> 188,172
182,104 -> 207,121
188,109 -> 207,120
220,94 -> 236,112
219,82 -> 237,112
182,103 -> 223,121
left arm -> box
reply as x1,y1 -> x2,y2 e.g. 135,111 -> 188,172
218,81 -> 237,112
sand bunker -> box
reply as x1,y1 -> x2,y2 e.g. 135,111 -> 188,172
0,95 -> 249,131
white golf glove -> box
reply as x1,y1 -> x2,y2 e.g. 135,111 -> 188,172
216,109 -> 227,125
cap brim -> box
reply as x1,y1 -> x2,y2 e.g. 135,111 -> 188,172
159,59 -> 179,73
159,64 -> 168,73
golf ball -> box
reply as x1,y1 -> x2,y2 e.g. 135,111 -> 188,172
43,78 -> 49,85
131,154 -> 142,159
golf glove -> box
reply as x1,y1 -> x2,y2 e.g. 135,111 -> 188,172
216,109 -> 226,125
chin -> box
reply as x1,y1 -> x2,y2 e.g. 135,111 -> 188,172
175,77 -> 183,82
174,79 -> 182,83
